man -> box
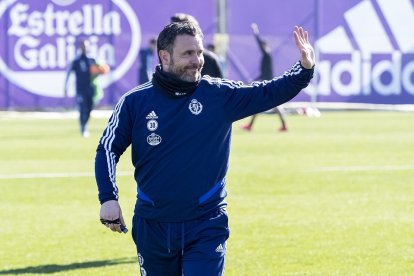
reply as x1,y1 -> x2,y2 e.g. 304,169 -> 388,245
138,37 -> 157,84
95,21 -> 315,275
170,13 -> 224,78
242,23 -> 288,132
65,39 -> 105,137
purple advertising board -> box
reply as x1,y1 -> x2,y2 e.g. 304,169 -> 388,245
0,0 -> 215,109
312,0 -> 414,104
0,0 -> 413,109
227,0 -> 414,104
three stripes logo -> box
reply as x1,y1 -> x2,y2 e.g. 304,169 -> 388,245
308,0 -> 414,98
215,243 -> 226,253
146,111 -> 158,119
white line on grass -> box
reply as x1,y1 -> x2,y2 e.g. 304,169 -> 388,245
1,165 -> 412,180
0,171 -> 133,180
0,110 -> 112,120
308,165 -> 414,172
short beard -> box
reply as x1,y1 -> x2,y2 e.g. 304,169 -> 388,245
168,59 -> 201,82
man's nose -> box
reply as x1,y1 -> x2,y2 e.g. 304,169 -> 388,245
193,55 -> 204,66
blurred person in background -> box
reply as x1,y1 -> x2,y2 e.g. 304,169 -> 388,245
138,37 -> 158,84
241,23 -> 288,132
171,13 -> 224,78
207,43 -> 226,76
96,21 -> 315,275
64,39 -> 109,137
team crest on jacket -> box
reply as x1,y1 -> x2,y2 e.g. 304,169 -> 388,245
147,133 -> 162,146
189,99 -> 203,115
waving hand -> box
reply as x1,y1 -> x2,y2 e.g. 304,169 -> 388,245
293,26 -> 315,69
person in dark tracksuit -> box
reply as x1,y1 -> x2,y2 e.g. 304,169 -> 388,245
64,39 -> 97,137
242,23 -> 288,132
138,38 -> 158,84
95,21 -> 315,275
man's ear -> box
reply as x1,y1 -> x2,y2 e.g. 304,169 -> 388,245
159,50 -> 170,66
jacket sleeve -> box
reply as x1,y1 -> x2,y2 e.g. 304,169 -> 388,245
95,96 -> 133,204
220,61 -> 314,122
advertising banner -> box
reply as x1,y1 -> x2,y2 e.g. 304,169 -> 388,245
0,0 -> 215,109
312,0 -> 414,104
227,0 -> 414,104
0,0 -> 413,109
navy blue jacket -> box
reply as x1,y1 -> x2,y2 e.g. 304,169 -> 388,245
95,62 -> 313,222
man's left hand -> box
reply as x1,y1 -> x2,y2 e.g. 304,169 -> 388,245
293,26 -> 315,69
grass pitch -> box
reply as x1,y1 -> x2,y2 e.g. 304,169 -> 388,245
0,110 -> 414,275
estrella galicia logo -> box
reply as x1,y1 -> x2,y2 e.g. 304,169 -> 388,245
188,99 -> 203,115
147,133 -> 162,146
0,0 -> 141,98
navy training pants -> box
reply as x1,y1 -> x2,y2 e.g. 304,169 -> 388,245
76,87 -> 94,132
132,207 -> 230,276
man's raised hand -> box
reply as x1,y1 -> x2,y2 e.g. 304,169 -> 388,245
293,26 -> 315,69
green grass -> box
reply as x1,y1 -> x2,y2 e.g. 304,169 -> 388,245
1,111 -> 414,275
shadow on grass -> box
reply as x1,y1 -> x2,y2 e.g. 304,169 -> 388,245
0,257 -> 136,274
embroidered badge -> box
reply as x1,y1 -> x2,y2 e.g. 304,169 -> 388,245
147,119 -> 158,131
189,99 -> 203,115
138,253 -> 144,266
147,133 -> 162,146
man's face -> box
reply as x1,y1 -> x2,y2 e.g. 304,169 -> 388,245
161,34 -> 204,82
